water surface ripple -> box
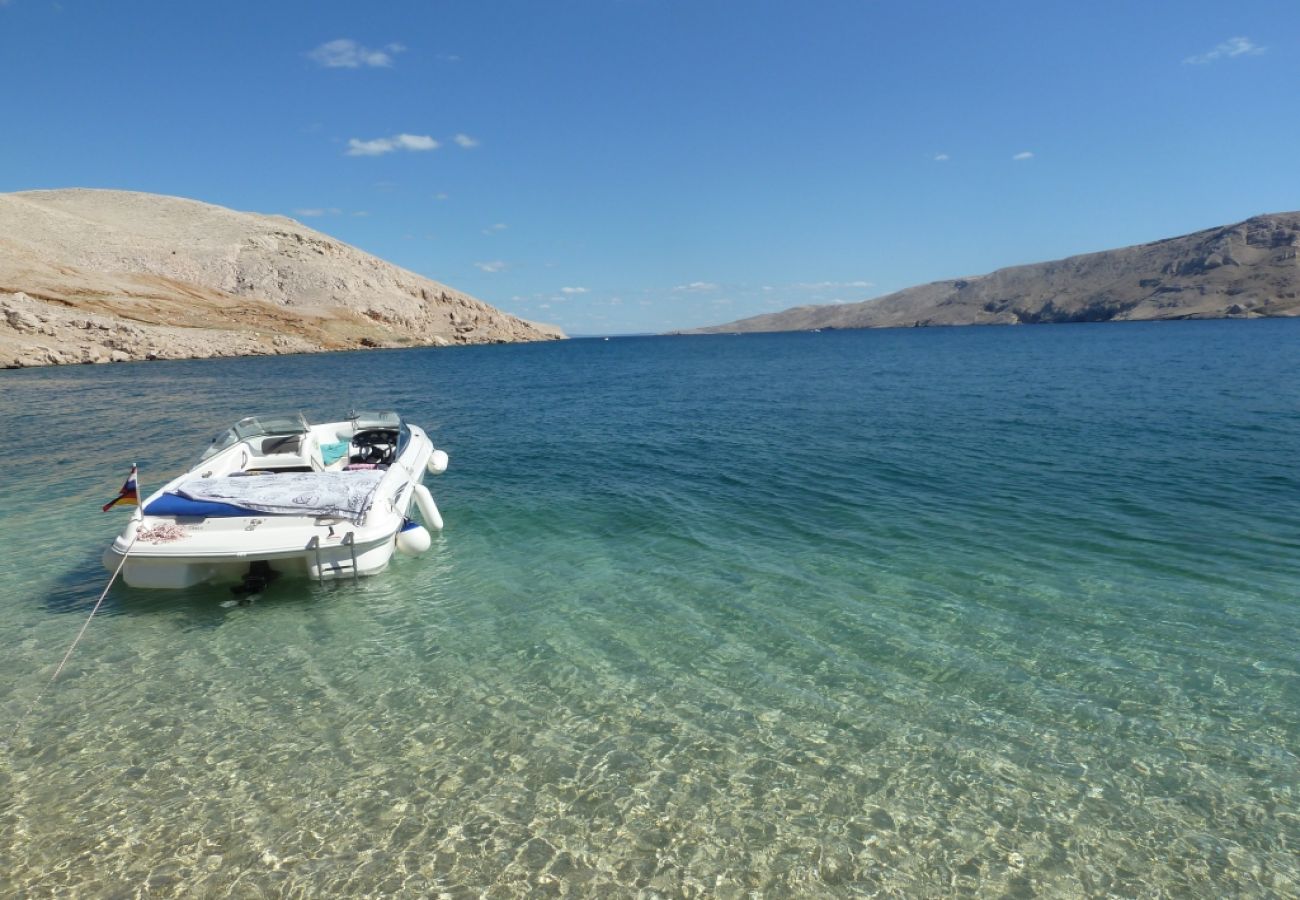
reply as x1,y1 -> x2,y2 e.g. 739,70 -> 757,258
2,322 -> 1298,897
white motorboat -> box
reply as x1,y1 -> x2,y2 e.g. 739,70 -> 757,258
103,411 -> 449,591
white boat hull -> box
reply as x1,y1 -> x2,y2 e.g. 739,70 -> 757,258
103,416 -> 445,590
103,525 -> 407,589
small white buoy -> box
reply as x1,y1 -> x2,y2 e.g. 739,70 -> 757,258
426,449 -> 449,475
396,522 -> 432,555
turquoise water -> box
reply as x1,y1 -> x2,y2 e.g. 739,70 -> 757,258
2,322 -> 1298,897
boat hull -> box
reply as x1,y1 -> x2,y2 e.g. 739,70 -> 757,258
103,419 -> 442,590
103,528 -> 404,589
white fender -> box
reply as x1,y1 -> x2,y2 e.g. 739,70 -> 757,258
413,483 -> 444,531
426,449 -> 449,475
396,523 -> 432,555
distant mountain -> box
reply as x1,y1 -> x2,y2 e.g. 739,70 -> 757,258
0,189 -> 563,368
688,212 -> 1300,334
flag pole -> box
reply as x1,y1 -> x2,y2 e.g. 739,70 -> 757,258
132,462 -> 143,522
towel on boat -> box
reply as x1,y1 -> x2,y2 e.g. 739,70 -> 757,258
174,470 -> 386,522
320,440 -> 350,466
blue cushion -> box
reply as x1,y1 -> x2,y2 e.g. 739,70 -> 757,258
144,493 -> 260,518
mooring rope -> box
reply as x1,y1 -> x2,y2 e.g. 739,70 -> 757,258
9,533 -> 138,741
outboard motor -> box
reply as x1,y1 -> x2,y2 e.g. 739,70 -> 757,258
231,560 -> 279,602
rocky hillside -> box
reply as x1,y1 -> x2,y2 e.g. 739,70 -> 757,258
690,212 -> 1300,334
0,189 -> 563,368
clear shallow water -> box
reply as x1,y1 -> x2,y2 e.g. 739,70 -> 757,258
2,321 -> 1298,897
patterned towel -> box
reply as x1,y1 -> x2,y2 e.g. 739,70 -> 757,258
175,470 -> 386,522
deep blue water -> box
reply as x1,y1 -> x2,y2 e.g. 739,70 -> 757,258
2,321 -> 1299,896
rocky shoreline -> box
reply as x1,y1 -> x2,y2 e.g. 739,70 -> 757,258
2,289 -> 316,367
0,189 -> 563,369
690,212 -> 1300,334
1,287 -> 548,369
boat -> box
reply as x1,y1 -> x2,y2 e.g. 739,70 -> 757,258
102,411 -> 449,591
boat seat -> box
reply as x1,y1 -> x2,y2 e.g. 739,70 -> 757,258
260,434 -> 303,455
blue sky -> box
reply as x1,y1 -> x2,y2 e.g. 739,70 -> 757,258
2,1 -> 1296,335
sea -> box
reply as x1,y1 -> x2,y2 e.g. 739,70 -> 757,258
1,320 -> 1298,898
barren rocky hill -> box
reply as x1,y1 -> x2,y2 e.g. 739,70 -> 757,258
0,189 -> 563,368
689,212 -> 1300,334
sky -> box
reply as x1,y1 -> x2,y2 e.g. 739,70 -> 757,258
2,1 -> 1297,335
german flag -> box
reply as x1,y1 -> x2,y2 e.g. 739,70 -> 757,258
102,465 -> 139,511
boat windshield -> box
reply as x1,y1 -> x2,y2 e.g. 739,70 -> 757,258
350,410 -> 403,431
200,412 -> 310,461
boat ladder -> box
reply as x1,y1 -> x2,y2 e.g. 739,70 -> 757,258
307,532 -> 359,584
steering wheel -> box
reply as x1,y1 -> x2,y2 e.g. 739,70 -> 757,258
354,429 -> 396,464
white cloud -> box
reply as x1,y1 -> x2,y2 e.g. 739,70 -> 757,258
672,281 -> 719,292
453,133 -> 480,149
474,260 -> 507,273
294,207 -> 341,217
1012,151 -> 1034,161
308,39 -> 404,69
793,280 -> 873,290
434,192 -> 449,201
347,138 -> 394,156
933,153 -> 950,162
396,133 -> 438,151
561,287 -> 588,294
481,223 -> 507,234
539,303 -> 551,309
346,133 -> 439,156
1184,36 -> 1265,65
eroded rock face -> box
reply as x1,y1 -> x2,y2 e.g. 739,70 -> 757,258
0,287 -> 324,367
0,189 -> 564,368
689,212 -> 1300,334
